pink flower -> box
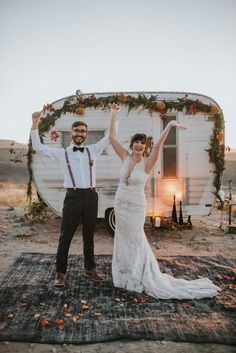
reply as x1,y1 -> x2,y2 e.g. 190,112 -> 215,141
43,103 -> 55,112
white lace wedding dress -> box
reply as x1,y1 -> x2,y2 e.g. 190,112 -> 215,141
112,154 -> 221,299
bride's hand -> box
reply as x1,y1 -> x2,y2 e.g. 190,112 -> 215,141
170,121 -> 187,130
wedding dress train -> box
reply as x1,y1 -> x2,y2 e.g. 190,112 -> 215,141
112,154 -> 220,300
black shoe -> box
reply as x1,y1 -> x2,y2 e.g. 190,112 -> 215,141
85,268 -> 106,282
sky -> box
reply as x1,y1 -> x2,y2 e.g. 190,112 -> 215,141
0,0 -> 235,147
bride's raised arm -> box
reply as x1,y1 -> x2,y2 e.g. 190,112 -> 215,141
144,120 -> 186,174
108,103 -> 128,161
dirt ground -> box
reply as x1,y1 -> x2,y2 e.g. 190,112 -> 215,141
0,206 -> 235,353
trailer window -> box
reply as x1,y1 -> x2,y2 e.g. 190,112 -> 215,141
162,116 -> 177,177
61,130 -> 106,152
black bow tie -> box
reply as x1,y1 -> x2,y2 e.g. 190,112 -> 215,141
73,146 -> 84,152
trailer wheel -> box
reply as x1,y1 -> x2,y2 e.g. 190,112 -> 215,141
105,208 -> 115,236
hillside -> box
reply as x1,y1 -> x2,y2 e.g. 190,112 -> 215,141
0,139 -> 28,149
0,139 -> 28,183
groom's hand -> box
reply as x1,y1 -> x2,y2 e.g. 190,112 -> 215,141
32,111 -> 42,129
110,104 -> 121,121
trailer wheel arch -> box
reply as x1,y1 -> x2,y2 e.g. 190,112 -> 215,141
105,208 -> 115,236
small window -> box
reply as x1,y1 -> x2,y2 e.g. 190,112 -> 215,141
162,116 -> 177,178
163,147 -> 177,177
61,130 -> 106,149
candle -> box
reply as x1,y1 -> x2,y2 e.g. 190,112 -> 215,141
154,217 -> 161,227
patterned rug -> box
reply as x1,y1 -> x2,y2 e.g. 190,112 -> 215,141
0,253 -> 235,344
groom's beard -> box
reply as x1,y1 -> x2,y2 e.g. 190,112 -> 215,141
72,135 -> 86,146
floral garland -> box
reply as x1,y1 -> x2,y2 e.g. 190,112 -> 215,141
206,114 -> 225,205
27,90 -> 225,203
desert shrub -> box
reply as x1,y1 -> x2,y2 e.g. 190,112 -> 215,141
25,200 -> 47,223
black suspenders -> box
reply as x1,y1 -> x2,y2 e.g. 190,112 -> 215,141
65,150 -> 77,190
65,148 -> 94,190
85,147 -> 94,189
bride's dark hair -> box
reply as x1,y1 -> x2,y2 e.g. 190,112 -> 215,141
129,133 -> 147,147
129,133 -> 153,157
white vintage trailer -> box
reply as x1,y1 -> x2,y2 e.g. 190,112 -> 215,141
31,92 -> 224,233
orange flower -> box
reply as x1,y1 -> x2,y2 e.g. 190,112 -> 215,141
117,93 -> 127,103
75,106 -> 85,116
155,101 -> 165,110
54,319 -> 64,330
41,319 -> 49,327
216,132 -> 224,142
209,105 -> 221,115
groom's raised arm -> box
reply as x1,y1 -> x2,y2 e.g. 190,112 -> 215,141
31,112 -> 62,160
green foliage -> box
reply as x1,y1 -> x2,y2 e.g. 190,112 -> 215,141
25,200 -> 47,223
206,113 -> 225,204
26,92 -> 225,204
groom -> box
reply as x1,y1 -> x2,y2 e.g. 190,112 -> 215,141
31,111 -> 111,287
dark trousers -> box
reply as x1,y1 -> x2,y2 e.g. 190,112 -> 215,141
56,188 -> 98,274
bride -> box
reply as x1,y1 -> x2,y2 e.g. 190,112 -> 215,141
109,103 -> 220,300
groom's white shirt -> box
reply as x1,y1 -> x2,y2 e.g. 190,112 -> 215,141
31,129 -> 110,189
